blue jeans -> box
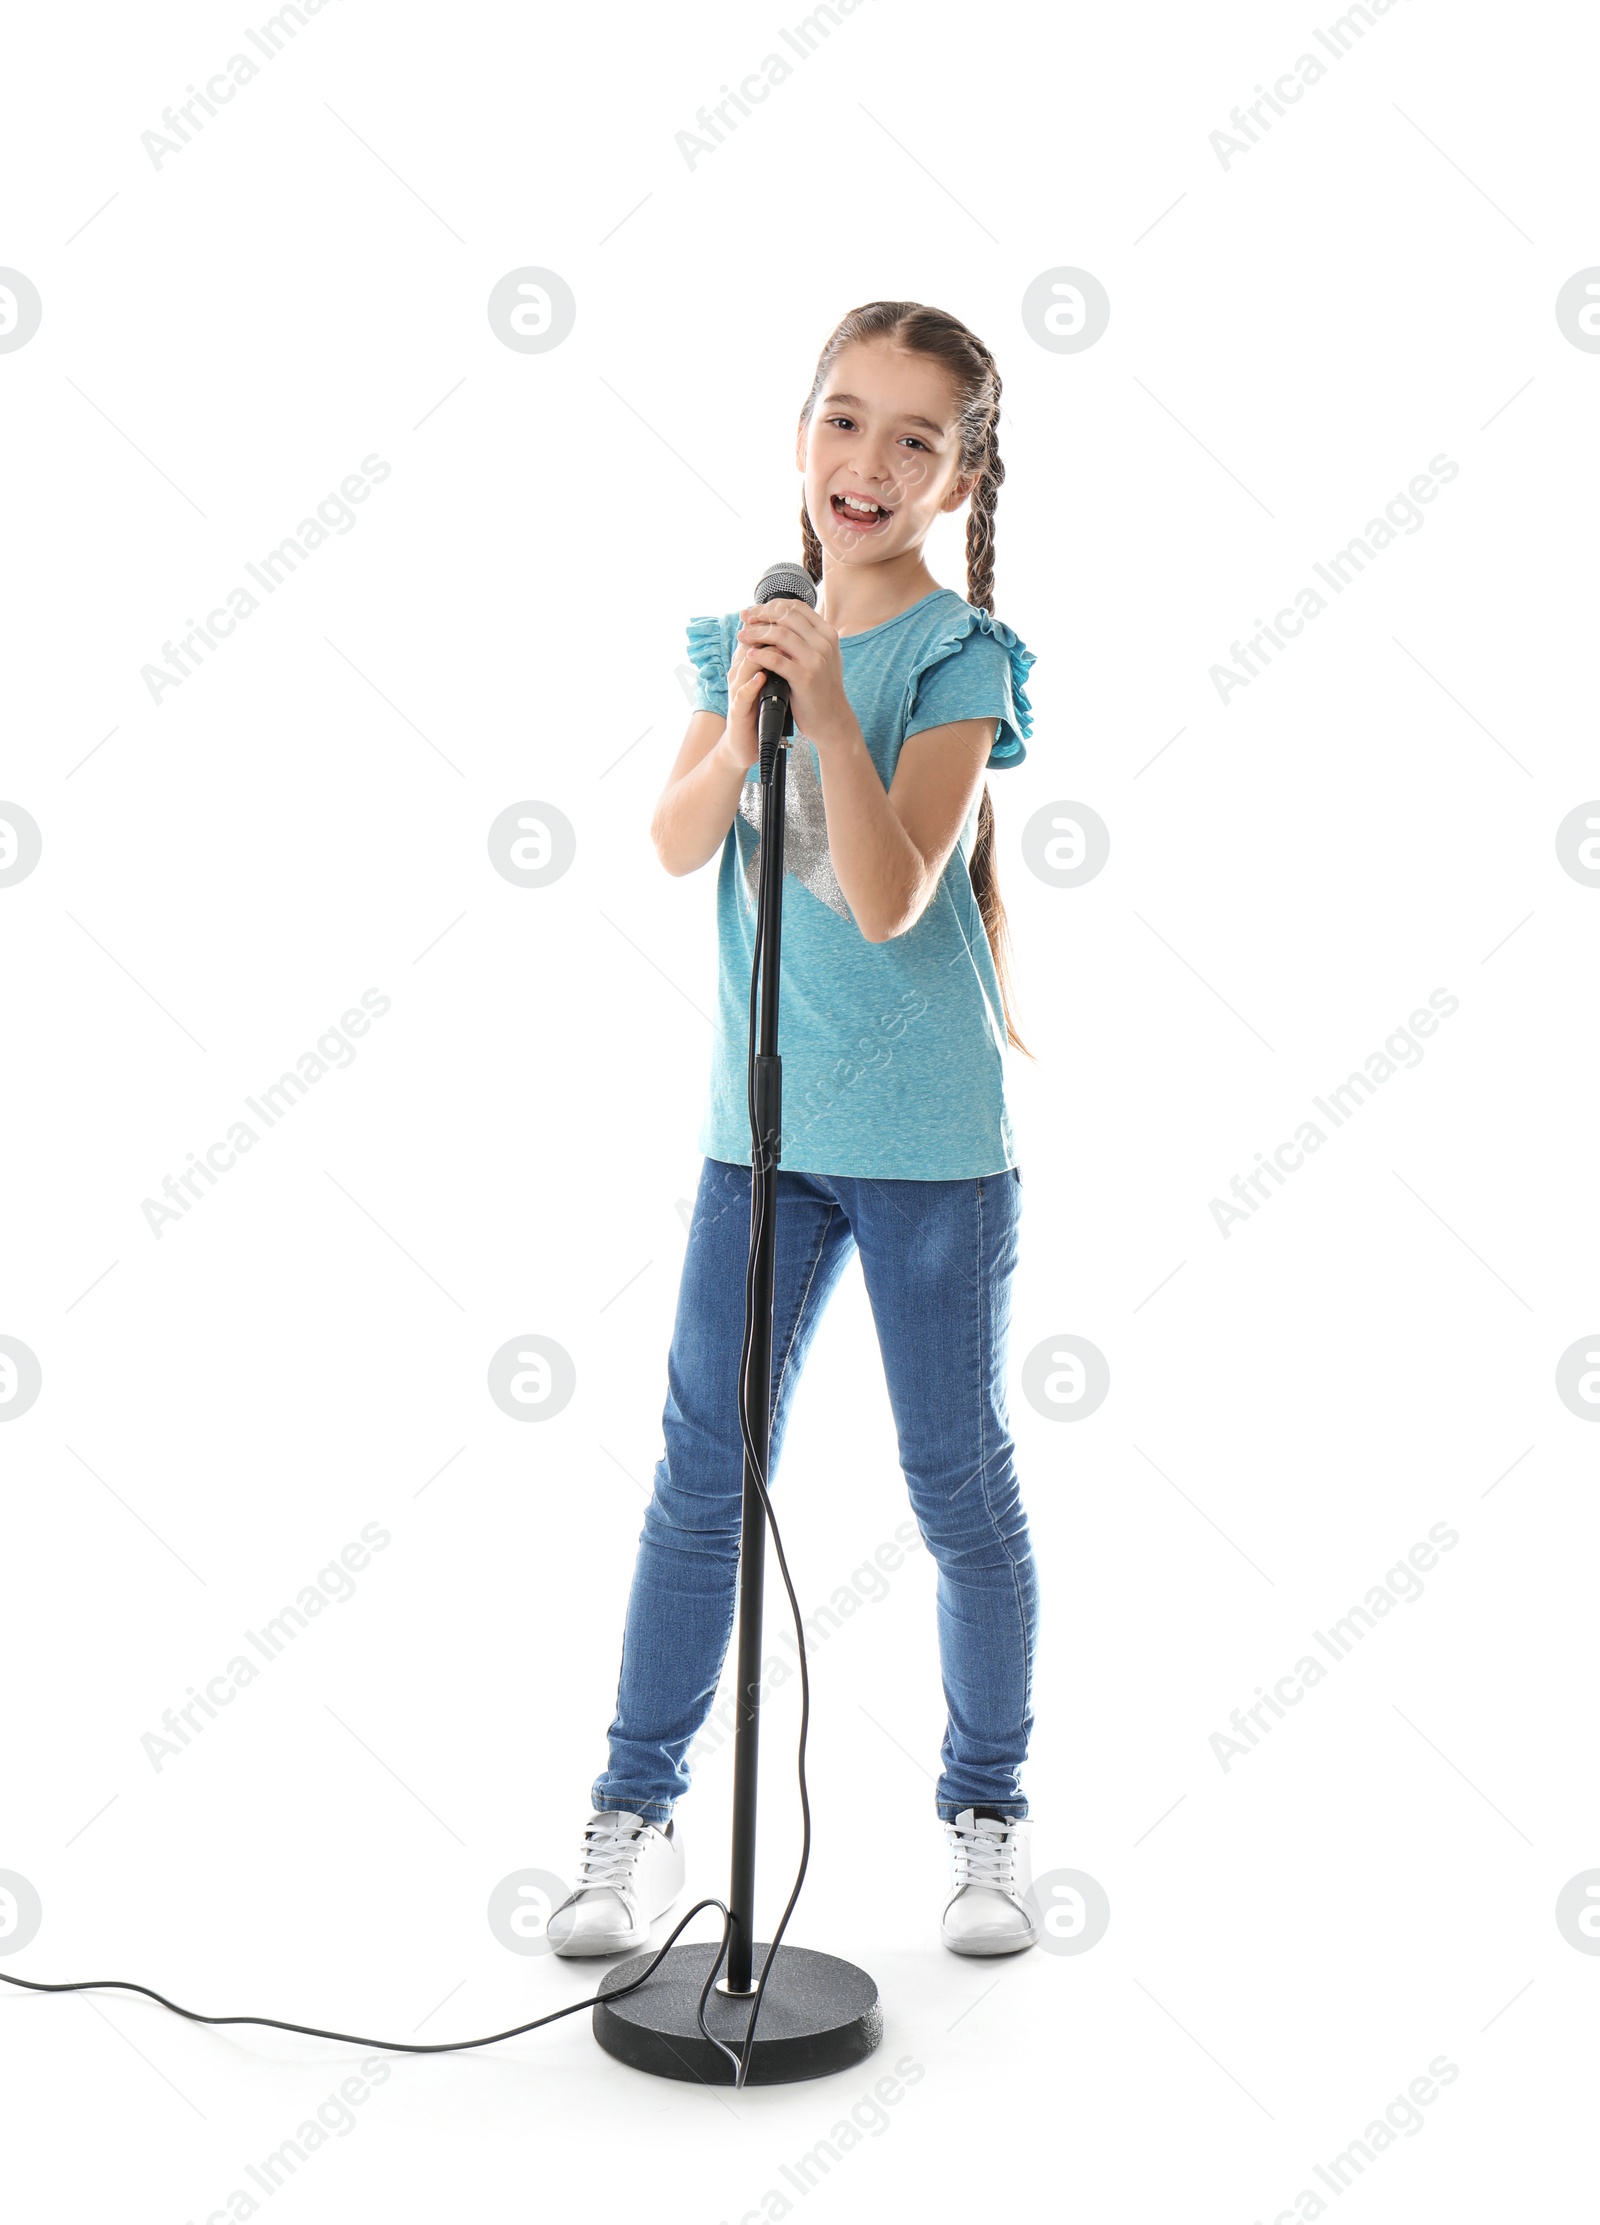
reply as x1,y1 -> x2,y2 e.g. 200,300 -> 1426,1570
591,1156 -> 1038,1826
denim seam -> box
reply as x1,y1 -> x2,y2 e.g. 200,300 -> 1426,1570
772,1200 -> 839,1416
972,1171 -> 1033,1790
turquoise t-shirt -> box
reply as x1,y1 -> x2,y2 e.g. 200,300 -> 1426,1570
685,585 -> 1036,1180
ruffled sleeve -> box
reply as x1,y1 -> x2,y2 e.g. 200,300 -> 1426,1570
901,607 -> 1036,769
685,613 -> 735,718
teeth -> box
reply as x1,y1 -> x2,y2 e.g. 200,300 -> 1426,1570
839,494 -> 881,515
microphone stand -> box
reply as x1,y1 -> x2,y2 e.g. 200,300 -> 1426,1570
592,662 -> 882,2087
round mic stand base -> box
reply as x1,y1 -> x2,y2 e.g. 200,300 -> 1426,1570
592,1942 -> 881,2086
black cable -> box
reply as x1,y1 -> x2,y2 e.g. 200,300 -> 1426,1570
0,1898 -> 737,2058
0,723 -> 818,2096
722,733 -> 816,2086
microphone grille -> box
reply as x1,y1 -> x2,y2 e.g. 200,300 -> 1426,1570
753,561 -> 818,608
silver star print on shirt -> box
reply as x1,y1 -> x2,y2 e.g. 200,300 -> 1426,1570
736,738 -> 854,921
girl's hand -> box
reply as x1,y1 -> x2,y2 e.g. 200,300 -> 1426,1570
735,600 -> 853,751
716,638 -> 767,775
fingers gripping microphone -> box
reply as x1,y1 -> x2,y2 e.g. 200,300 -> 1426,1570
752,561 -> 817,781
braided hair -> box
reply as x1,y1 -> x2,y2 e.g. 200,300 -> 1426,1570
797,303 -> 1030,1059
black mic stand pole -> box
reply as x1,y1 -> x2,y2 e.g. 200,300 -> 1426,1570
592,652 -> 881,2087
724,675 -> 793,2000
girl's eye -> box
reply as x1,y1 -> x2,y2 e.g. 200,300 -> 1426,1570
824,415 -> 930,453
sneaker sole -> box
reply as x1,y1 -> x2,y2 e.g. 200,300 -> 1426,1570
549,1887 -> 684,1959
941,1925 -> 1039,1957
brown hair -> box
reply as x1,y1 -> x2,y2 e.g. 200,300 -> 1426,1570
797,300 -> 1032,1060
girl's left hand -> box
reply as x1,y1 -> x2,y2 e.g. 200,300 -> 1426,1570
736,600 -> 853,750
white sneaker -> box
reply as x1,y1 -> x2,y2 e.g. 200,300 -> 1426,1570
546,1809 -> 685,1958
941,1808 -> 1038,1956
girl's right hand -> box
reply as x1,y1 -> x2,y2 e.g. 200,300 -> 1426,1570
717,637 -> 768,775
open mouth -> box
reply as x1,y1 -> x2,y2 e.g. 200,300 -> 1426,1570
830,491 -> 893,531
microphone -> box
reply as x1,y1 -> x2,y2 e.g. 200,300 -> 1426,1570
751,563 -> 817,757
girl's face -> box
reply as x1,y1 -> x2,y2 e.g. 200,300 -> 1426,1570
796,339 -> 977,569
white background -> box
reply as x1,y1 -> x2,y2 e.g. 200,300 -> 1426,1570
3,1 -> 1598,2217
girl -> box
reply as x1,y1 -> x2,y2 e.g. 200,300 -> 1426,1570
548,302 -> 1042,1962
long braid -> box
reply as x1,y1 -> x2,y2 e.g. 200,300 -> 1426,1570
801,494 -> 824,584
962,358 -> 1028,1057
964,362 -> 1003,617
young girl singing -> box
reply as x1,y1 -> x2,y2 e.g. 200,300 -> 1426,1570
548,301 -> 1042,1962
